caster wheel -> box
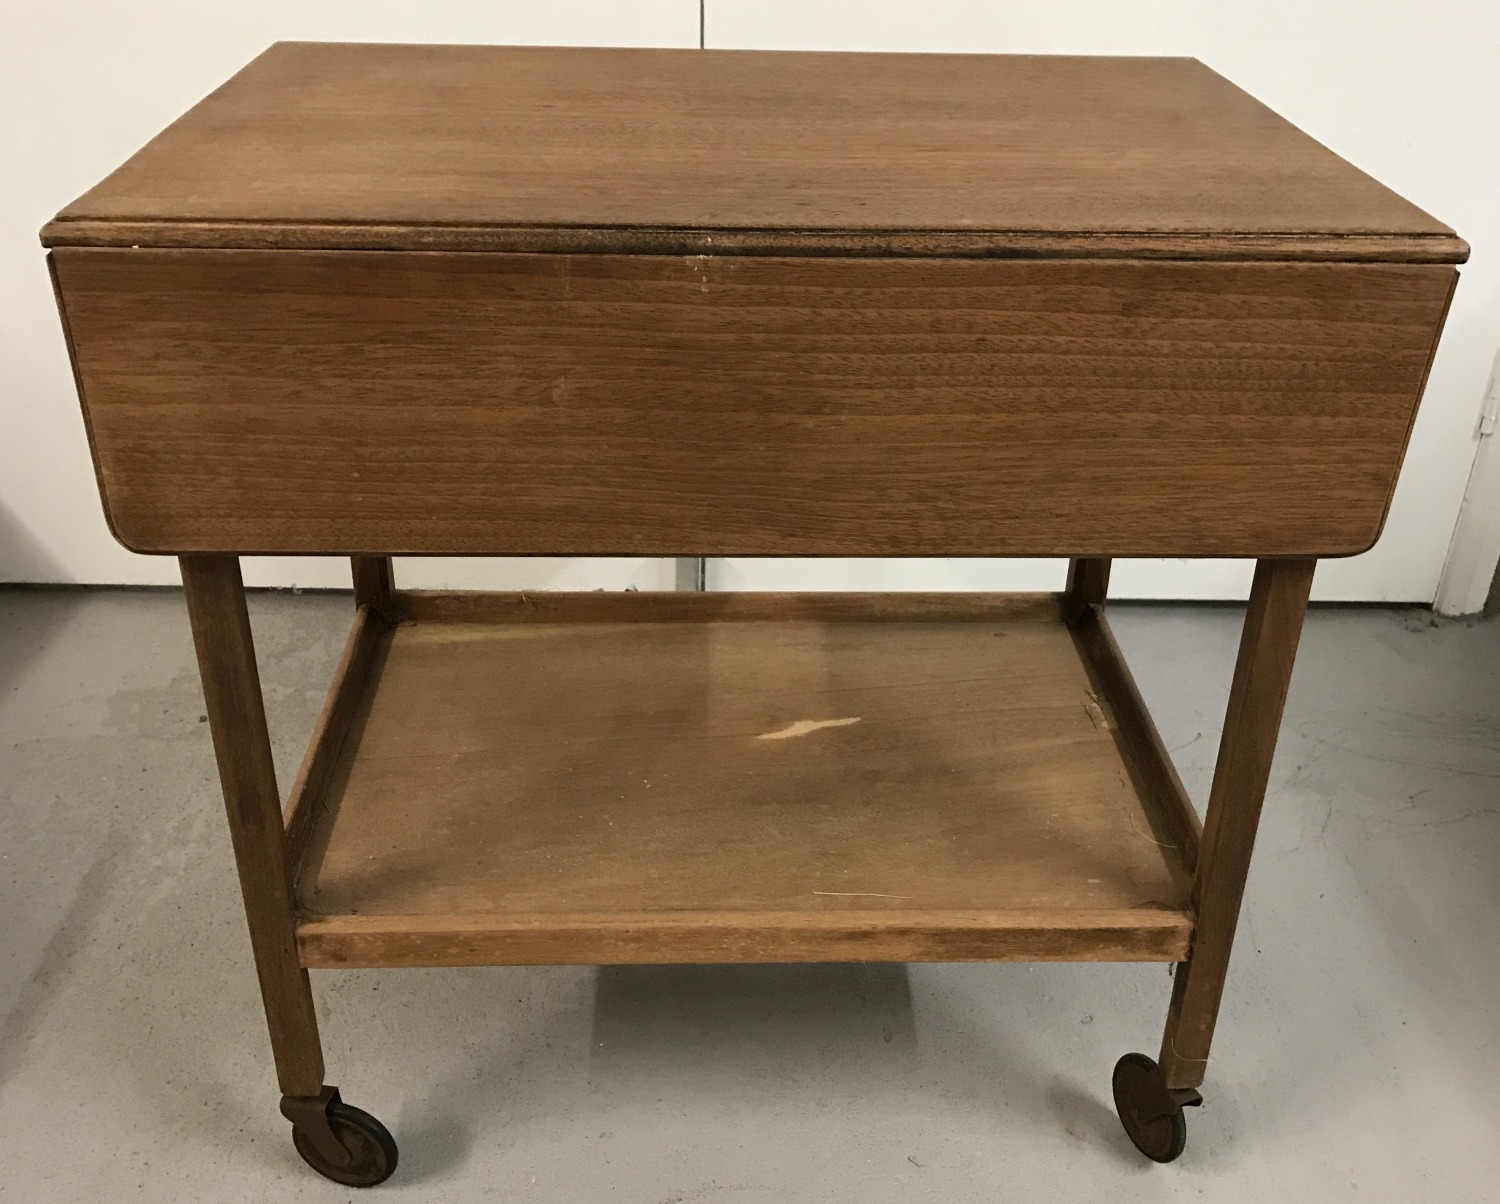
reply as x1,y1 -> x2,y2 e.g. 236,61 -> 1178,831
1111,1052 -> 1200,1164
291,1098 -> 398,1187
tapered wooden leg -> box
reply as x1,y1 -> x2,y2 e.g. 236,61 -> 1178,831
1064,557 -> 1111,627
183,557 -> 397,1185
351,556 -> 396,619
1158,557 -> 1316,1089
180,554 -> 325,1097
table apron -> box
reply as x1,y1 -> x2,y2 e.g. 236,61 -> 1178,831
51,249 -> 1457,558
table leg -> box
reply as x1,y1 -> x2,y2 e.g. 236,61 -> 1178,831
181,554 -> 324,1096
351,556 -> 396,619
1064,557 -> 1112,627
1159,556 -> 1317,1088
181,555 -> 398,1185
1111,557 -> 1314,1161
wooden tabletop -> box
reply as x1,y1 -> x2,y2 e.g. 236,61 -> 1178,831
44,43 -> 1464,262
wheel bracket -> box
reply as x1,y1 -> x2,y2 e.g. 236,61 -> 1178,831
280,1086 -> 353,1168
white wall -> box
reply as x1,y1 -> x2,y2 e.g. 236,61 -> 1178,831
4,2 -> 1495,601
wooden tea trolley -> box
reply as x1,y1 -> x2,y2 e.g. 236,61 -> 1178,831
45,44 -> 1463,1182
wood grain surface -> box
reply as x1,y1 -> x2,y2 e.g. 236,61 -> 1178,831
53,249 -> 1457,558
292,604 -> 1194,966
42,44 -> 1463,262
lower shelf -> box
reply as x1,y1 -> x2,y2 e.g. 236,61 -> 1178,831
288,591 -> 1199,968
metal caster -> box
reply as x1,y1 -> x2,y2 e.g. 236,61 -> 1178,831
1111,1053 -> 1202,1163
282,1086 -> 398,1187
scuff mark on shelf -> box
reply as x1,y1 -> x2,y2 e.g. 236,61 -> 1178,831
812,890 -> 913,901
756,717 -> 861,741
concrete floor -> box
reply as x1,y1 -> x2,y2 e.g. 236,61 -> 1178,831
0,588 -> 1497,1202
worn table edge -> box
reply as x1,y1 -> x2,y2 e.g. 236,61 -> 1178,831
38,218 -> 1470,264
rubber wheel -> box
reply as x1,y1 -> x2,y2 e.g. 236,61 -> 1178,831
1112,1052 -> 1189,1163
291,1100 -> 398,1187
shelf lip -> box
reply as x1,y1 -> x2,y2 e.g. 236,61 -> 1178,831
38,219 -> 1471,264
395,589 -> 1066,625
295,908 -> 1194,969
1072,605 -> 1204,874
281,602 -> 390,873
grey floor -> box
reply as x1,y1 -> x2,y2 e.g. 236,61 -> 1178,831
0,588 -> 1497,1203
